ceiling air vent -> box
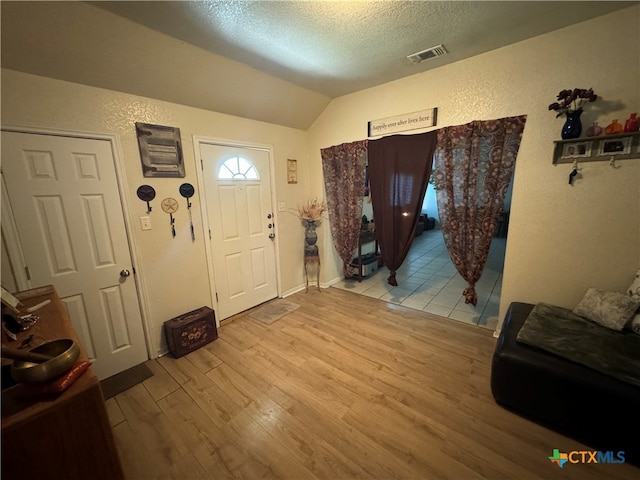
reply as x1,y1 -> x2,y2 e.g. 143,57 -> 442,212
407,44 -> 448,64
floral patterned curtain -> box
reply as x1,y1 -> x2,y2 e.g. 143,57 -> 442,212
368,132 -> 438,286
433,115 -> 526,305
321,140 -> 368,276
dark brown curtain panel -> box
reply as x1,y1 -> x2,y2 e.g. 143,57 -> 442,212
433,115 -> 526,305
321,140 -> 368,276
368,131 -> 438,286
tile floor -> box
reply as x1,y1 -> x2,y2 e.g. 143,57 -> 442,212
332,227 -> 505,331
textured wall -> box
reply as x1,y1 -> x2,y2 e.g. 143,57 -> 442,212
1,70 -> 311,355
0,1 -> 331,130
309,6 -> 640,329
2,6 -> 638,348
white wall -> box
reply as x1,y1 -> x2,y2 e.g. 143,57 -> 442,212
1,69 -> 314,356
2,6 -> 638,347
309,6 -> 640,328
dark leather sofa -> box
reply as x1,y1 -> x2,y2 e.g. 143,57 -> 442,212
491,302 -> 640,466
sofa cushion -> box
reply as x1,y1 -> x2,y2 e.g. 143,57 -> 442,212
573,288 -> 640,331
517,302 -> 640,387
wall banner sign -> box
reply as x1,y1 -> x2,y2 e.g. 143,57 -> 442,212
367,107 -> 438,137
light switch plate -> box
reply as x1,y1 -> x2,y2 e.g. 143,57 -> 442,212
140,216 -> 152,230
277,202 -> 286,212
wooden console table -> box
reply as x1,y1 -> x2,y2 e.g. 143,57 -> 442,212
1,285 -> 124,480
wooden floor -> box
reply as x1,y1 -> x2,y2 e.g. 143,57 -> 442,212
106,288 -> 638,480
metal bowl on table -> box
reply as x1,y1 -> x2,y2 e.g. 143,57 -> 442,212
9,339 -> 80,384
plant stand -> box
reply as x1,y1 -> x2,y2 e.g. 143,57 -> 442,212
304,255 -> 320,292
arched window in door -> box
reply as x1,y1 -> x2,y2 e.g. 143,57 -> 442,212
218,156 -> 259,180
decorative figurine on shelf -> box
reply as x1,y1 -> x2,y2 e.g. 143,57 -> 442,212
624,113 -> 639,133
605,119 -> 624,135
586,122 -> 603,137
548,88 -> 598,139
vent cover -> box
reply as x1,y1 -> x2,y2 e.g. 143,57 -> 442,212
407,44 -> 448,64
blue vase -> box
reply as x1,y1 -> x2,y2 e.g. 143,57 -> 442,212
561,109 -> 583,139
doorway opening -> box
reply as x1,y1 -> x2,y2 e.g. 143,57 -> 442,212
333,227 -> 505,330
332,168 -> 512,331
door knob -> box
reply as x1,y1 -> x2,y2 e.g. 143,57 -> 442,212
120,269 -> 131,278
269,233 -> 275,240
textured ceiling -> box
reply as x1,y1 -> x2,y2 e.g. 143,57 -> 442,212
91,0 -> 637,97
2,1 -> 637,129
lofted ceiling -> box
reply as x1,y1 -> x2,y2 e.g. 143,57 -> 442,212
1,1 -> 637,129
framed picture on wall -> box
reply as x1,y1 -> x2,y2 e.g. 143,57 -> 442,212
561,141 -> 591,159
287,159 -> 298,184
136,122 -> 185,178
598,136 -> 632,156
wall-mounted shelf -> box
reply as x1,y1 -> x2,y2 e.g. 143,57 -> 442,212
553,131 -> 640,164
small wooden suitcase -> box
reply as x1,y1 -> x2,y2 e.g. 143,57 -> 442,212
164,306 -> 217,358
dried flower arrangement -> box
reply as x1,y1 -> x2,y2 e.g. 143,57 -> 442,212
548,88 -> 598,117
295,197 -> 326,223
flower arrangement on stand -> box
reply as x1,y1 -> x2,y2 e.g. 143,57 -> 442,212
295,198 -> 326,224
548,88 -> 598,139
293,198 -> 326,257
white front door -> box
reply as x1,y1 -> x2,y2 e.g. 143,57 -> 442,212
1,131 -> 148,380
200,143 -> 277,319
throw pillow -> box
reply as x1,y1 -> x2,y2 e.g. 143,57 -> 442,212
626,269 -> 640,334
627,269 -> 640,297
573,288 -> 640,331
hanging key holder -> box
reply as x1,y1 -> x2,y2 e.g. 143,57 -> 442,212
179,183 -> 196,241
160,197 -> 179,238
136,185 -> 156,213
568,159 -> 579,186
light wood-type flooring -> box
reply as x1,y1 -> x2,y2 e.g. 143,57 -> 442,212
106,288 -> 639,480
